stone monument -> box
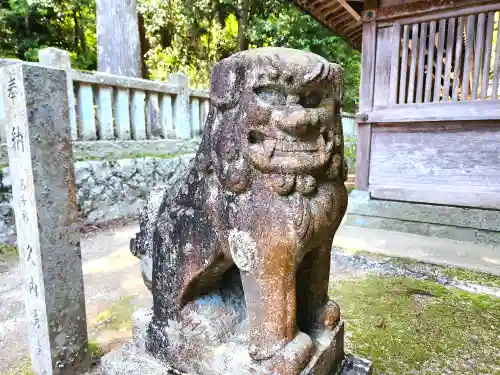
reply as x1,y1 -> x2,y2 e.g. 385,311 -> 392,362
1,63 -> 90,375
100,47 -> 372,375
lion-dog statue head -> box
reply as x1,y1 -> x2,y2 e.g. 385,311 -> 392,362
132,47 -> 348,375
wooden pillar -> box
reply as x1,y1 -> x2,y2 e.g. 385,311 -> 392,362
356,20 -> 377,190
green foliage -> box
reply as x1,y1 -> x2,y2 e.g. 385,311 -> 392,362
0,0 -> 361,110
140,0 -> 360,109
0,0 -> 96,70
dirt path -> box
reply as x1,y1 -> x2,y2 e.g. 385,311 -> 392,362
0,224 -> 151,372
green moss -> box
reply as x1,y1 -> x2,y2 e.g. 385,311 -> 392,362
74,151 -> 189,162
331,275 -> 500,374
88,339 -> 105,359
0,243 -> 18,262
95,296 -> 136,331
441,267 -> 500,288
1,341 -> 105,375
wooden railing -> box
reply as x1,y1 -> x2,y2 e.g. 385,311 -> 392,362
359,4 -> 500,124
392,10 -> 500,105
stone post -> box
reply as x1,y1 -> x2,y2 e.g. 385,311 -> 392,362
0,63 -> 90,375
38,48 -> 78,141
168,73 -> 191,139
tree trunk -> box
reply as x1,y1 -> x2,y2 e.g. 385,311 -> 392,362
138,12 -> 150,79
96,0 -> 142,77
237,0 -> 250,52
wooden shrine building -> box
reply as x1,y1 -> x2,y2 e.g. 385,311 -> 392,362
294,0 -> 500,245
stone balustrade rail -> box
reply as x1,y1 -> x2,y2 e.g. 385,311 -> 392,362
0,49 -> 357,164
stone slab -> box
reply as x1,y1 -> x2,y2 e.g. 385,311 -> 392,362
96,343 -> 372,375
334,224 -> 500,276
348,190 -> 500,232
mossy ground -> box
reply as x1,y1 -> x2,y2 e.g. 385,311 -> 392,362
1,341 -> 105,375
0,243 -> 18,262
93,295 -> 136,332
74,151 -> 190,163
330,275 -> 500,375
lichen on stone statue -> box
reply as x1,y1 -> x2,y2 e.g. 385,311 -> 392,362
131,47 -> 352,375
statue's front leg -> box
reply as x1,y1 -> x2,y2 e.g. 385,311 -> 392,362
229,231 -> 296,360
297,242 -> 341,333
237,238 -> 314,375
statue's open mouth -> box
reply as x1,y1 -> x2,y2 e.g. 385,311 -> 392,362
247,130 -> 334,173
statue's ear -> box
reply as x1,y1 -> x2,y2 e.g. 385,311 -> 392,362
210,56 -> 246,111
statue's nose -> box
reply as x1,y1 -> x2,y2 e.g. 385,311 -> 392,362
274,106 -> 320,137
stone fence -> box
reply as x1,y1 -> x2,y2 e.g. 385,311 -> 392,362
0,48 -> 357,164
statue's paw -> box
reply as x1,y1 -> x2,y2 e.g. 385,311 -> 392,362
268,332 -> 313,375
248,339 -> 286,361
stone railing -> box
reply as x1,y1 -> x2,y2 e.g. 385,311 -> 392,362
0,48 -> 209,163
0,48 -> 358,164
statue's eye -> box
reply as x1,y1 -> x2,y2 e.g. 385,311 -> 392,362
300,91 -> 324,108
255,86 -> 287,106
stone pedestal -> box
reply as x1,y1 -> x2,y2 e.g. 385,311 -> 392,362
97,309 -> 372,375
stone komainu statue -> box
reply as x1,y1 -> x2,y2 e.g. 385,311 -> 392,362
131,47 -> 349,375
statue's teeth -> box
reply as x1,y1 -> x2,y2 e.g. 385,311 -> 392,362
263,140 -> 276,159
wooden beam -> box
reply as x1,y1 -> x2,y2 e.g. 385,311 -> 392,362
370,188 -> 500,211
362,0 -> 498,22
337,0 -> 361,21
326,11 -> 352,25
362,100 -> 500,123
290,0 -> 361,50
342,19 -> 363,35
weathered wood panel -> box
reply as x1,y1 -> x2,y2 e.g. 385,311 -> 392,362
407,23 -> 419,103
373,27 -> 393,108
481,12 -> 495,99
471,12 -> 486,100
357,21 -> 377,190
442,17 -> 456,101
452,17 -> 466,101
356,123 -> 372,190
369,122 -> 500,209
493,15 -> 500,100
361,21 -> 377,111
424,21 -> 437,102
415,22 -> 427,103
399,25 -> 410,104
389,22 -> 401,105
433,19 -> 446,102
461,15 -> 476,100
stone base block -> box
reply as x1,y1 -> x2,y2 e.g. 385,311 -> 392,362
96,308 -> 372,375
347,190 -> 500,245
97,343 -> 372,375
